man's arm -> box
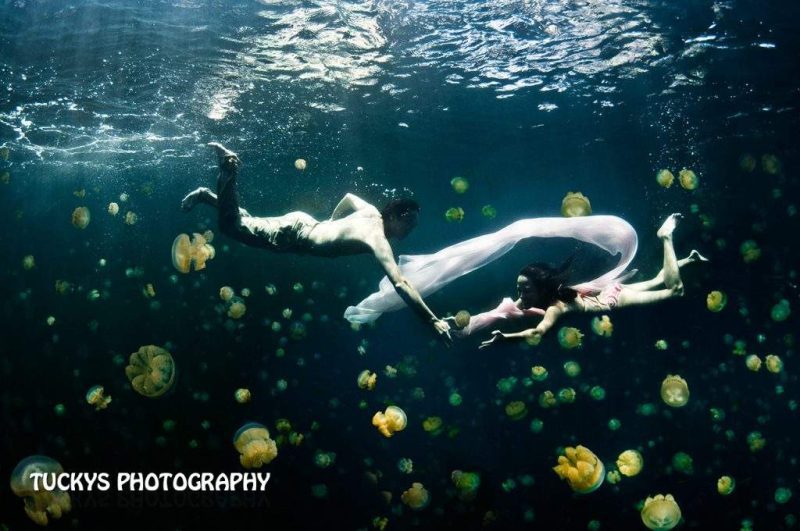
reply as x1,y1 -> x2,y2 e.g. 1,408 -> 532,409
371,237 -> 451,344
330,193 -> 375,220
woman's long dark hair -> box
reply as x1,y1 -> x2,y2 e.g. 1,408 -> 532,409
518,255 -> 578,307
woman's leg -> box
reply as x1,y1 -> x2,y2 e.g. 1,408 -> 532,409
625,250 -> 708,292
655,213 -> 684,294
615,214 -> 690,308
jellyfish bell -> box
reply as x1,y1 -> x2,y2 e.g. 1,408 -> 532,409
640,494 -> 681,530
85,385 -> 112,410
591,315 -> 613,337
445,207 -> 465,222
357,370 -> 377,390
401,482 -> 430,510
219,286 -> 235,301
235,388 -> 252,404
505,401 -> 528,420
422,416 -> 443,435
227,300 -> 247,319
616,450 -> 643,477
558,327 -> 584,349
451,470 -> 481,501
71,206 -> 91,229
656,169 -> 675,188
372,405 -> 407,437
706,291 -> 727,312
171,234 -> 193,273
10,455 -> 72,525
172,233 -> 217,273
451,310 -> 471,329
125,345 -> 176,397
560,192 -> 591,217
451,176 -> 469,194
678,169 -> 699,190
553,445 -> 605,493
660,375 -> 689,407
233,422 -> 278,468
294,158 -> 307,171
108,202 -> 120,216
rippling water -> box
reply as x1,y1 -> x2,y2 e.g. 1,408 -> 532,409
1,1 -> 798,529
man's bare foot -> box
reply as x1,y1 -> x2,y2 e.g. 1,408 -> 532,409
181,187 -> 211,212
208,142 -> 240,169
657,213 -> 683,240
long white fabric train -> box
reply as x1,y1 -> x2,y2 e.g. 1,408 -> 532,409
344,215 -> 639,324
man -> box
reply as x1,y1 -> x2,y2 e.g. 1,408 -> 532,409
181,142 -> 451,344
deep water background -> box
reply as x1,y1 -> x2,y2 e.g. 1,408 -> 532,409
1,0 -> 799,529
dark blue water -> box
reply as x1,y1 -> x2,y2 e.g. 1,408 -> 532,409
1,1 -> 798,529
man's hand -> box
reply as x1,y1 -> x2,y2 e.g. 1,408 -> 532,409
432,319 -> 453,347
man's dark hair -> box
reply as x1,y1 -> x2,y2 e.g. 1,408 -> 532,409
518,255 -> 578,307
381,198 -> 420,220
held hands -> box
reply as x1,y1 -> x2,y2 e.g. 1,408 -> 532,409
432,318 -> 453,347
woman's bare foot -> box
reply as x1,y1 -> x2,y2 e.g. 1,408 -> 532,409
657,213 -> 683,240
687,249 -> 709,262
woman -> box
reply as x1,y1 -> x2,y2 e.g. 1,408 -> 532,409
466,213 -> 708,348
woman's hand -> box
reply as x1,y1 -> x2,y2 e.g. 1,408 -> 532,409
479,330 -> 511,349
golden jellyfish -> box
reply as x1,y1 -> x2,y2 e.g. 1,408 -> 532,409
142,283 -> 156,298
444,206 -> 465,222
505,401 -> 528,420
22,255 -> 35,270
591,315 -> 613,337
124,211 -> 138,225
717,476 -> 735,495
85,385 -> 112,410
125,345 -> 176,397
294,158 -> 307,171
560,192 -> 591,217
357,370 -> 377,390
235,388 -> 252,404
655,169 -> 675,188
71,206 -> 91,229
107,202 -> 119,216
678,168 -> 698,190
203,229 -> 214,242
422,416 -> 444,435
372,405 -> 407,437
739,154 -> 756,172
219,286 -> 235,302
553,445 -> 605,494
451,176 -> 469,194
706,290 -> 727,312
171,232 -> 216,273
640,494 -> 681,530
616,450 -> 643,477
761,154 -> 781,175
401,482 -> 430,510
227,300 -> 247,319
233,422 -> 278,468
10,455 -> 72,525
660,375 -> 689,407
454,310 -> 471,329
765,354 -> 784,374
558,326 -> 584,349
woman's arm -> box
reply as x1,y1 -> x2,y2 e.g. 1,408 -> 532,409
450,298 -> 545,337
478,303 -> 568,349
